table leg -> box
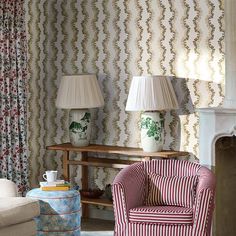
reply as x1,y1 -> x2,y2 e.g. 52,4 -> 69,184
63,151 -> 70,181
81,152 -> 89,218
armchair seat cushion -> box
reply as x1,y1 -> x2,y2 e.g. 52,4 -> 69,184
129,206 -> 193,225
0,197 -> 39,228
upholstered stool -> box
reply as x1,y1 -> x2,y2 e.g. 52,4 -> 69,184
27,188 -> 80,236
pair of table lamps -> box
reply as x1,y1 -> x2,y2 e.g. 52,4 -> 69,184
56,75 -> 178,152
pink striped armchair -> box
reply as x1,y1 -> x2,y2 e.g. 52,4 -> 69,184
112,160 -> 215,236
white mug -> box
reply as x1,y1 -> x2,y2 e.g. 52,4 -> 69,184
43,170 -> 58,182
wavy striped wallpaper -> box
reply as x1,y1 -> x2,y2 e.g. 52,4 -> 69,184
24,0 -> 224,188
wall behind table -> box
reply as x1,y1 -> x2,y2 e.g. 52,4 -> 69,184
25,0 -> 224,188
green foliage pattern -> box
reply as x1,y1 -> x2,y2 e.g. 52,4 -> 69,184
69,112 -> 91,139
140,116 -> 163,141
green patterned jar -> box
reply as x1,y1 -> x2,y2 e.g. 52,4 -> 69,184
140,111 -> 164,152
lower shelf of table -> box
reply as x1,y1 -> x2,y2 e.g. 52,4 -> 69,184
81,217 -> 114,232
81,196 -> 113,207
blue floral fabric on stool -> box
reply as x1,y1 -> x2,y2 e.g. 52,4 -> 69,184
27,188 -> 81,236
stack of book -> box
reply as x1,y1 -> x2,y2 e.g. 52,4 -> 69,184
40,180 -> 70,191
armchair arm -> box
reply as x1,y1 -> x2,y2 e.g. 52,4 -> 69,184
0,179 -> 18,197
192,167 -> 216,236
112,162 -> 146,224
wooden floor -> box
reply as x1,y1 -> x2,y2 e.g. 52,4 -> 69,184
81,218 -> 114,232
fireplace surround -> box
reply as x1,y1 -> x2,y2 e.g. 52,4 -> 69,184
198,108 -> 236,169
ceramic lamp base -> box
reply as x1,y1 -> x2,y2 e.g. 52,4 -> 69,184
140,111 -> 164,152
69,109 -> 91,147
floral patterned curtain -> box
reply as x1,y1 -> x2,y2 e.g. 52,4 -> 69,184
0,0 -> 29,194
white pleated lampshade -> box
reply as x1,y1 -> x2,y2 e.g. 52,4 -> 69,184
56,74 -> 104,109
126,76 -> 179,111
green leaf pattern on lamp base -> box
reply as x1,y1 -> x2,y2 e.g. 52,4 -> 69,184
69,113 -> 91,138
140,112 -> 164,152
69,109 -> 91,147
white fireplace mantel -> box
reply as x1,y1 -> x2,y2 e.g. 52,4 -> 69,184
198,107 -> 236,168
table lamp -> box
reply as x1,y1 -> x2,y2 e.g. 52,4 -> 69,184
56,74 -> 104,147
126,75 -> 179,152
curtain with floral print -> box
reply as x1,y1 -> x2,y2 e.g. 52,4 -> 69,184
0,0 -> 29,195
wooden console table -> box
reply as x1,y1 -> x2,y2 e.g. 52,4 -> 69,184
46,143 -> 188,217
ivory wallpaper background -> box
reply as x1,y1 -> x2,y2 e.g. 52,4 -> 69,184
24,0 -> 224,189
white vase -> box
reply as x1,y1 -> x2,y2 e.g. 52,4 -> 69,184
140,111 -> 164,152
69,109 -> 91,147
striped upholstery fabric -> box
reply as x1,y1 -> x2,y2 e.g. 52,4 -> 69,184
112,160 -> 216,236
143,160 -> 200,177
129,206 -> 193,225
128,223 -> 193,236
146,174 -> 198,208
192,188 -> 214,236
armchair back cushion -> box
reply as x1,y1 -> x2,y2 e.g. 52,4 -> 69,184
146,173 -> 198,208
